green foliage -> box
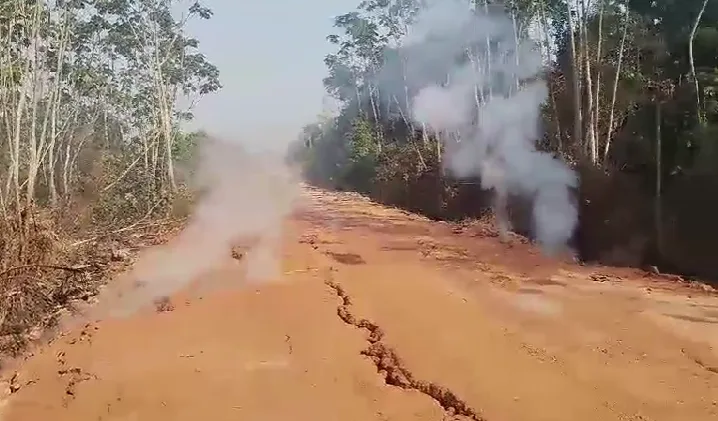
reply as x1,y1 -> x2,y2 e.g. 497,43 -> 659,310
172,130 -> 202,164
88,152 -> 162,227
343,117 -> 380,193
0,0 -> 220,208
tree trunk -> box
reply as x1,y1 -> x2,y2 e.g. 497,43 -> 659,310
510,5 -> 521,92
603,11 -> 628,164
580,0 -> 597,164
539,0 -> 562,151
566,1 -> 582,151
483,0 -> 493,100
368,83 -> 382,152
689,0 -> 709,125
163,114 -> 176,192
593,2 -> 605,162
654,100 -> 663,259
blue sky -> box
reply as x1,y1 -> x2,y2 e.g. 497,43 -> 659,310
182,0 -> 355,143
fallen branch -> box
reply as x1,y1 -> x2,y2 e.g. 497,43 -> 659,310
70,198 -> 180,247
69,219 -> 179,247
0,264 -> 92,278
101,155 -> 143,193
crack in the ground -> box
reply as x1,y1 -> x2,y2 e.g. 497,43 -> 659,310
691,356 -> 718,375
324,278 -> 485,421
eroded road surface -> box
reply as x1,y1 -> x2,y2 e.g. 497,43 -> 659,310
2,186 -> 718,421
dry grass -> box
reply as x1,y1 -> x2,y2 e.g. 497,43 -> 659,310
0,266 -> 93,357
0,208 -> 182,364
0,213 -> 92,358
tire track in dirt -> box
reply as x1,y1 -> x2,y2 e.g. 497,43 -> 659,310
323,271 -> 485,421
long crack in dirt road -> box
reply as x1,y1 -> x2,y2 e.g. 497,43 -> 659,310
324,276 -> 484,421
1,185 -> 717,421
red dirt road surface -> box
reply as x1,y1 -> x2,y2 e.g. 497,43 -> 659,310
1,186 -> 717,421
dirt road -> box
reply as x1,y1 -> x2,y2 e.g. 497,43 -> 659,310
2,186 -> 717,421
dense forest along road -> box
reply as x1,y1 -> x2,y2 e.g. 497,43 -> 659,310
1,186 -> 717,421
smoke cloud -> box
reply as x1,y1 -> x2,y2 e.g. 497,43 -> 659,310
383,0 -> 577,253
95,136 -> 300,318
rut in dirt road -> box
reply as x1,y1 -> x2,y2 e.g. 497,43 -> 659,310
324,273 -> 485,421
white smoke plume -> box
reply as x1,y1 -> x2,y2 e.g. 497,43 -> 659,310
95,136 -> 300,318
391,0 -> 578,253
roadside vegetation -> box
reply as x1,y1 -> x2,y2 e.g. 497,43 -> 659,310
295,0 -> 718,283
0,0 -> 217,358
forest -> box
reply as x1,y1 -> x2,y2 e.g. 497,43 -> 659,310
295,0 -> 718,282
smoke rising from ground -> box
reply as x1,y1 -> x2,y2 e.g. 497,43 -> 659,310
387,0 -> 577,253
95,136 -> 299,318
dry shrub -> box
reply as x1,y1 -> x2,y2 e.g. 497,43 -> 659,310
87,154 -> 164,227
0,211 -> 59,269
0,140 -> 198,362
168,184 -> 196,218
0,211 -> 103,358
0,267 -> 91,356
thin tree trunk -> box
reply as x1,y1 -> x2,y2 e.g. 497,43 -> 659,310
655,100 -> 663,258
466,48 -> 483,123
436,127 -> 442,164
25,2 -> 43,210
401,55 -> 415,134
566,1 -> 582,152
392,95 -> 427,171
62,137 -> 72,198
689,0 -> 709,125
580,0 -> 597,164
603,11 -> 628,164
61,105 -> 83,199
368,83 -> 382,152
510,4 -> 521,92
593,2 -> 605,161
483,0 -> 493,100
584,43 -> 597,163
539,0 -> 562,151
46,8 -> 71,206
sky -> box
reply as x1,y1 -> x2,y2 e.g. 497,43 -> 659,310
181,0 -> 355,144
